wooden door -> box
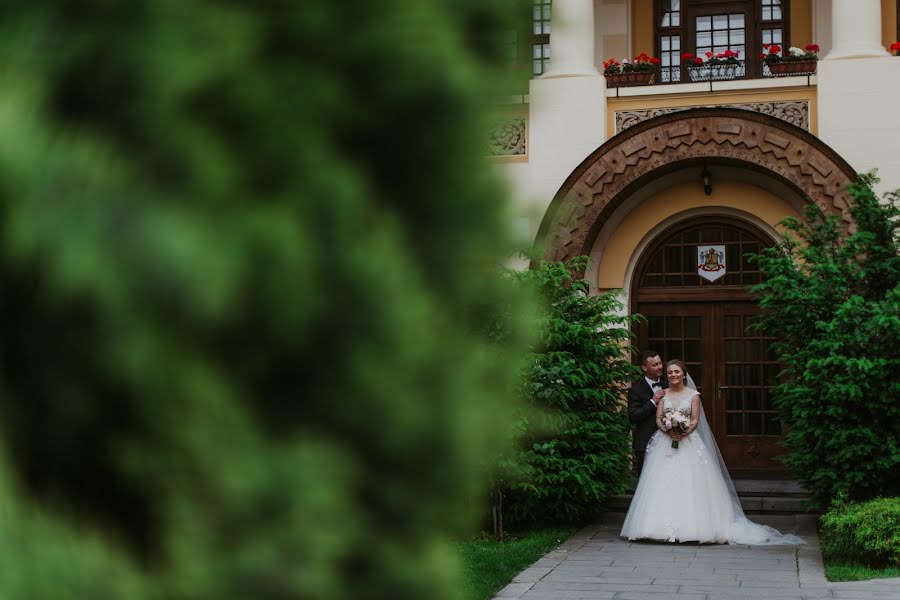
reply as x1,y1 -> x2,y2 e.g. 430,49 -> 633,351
636,302 -> 783,475
632,217 -> 784,475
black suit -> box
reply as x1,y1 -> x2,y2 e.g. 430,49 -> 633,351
627,378 -> 666,475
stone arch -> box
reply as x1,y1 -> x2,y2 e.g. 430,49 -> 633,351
535,108 -> 859,265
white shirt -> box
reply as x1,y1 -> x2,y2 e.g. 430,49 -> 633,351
645,376 -> 662,405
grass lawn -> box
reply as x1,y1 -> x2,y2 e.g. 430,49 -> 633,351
455,527 -> 578,600
823,561 -> 900,582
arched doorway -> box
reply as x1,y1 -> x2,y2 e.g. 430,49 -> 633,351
632,216 -> 781,475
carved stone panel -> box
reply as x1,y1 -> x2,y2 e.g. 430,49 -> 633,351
615,101 -> 809,134
487,118 -> 527,156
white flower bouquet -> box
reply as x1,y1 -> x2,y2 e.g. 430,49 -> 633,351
663,408 -> 690,449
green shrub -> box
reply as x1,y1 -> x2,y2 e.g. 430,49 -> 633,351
0,1 -> 532,598
495,257 -> 640,526
820,495 -> 900,568
751,173 -> 900,508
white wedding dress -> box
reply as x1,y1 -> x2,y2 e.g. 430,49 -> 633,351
620,385 -> 804,545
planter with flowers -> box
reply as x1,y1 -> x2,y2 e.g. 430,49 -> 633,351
684,50 -> 743,81
763,44 -> 819,76
891,42 -> 900,56
603,53 -> 661,87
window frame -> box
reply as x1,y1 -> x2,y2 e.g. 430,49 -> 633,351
654,0 -> 791,82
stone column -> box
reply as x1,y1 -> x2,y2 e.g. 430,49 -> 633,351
825,0 -> 890,59
541,0 -> 599,78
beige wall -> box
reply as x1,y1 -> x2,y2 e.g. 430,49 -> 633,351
791,0 -> 814,47
631,0 -> 655,57
884,0 -> 898,49
595,181 -> 800,290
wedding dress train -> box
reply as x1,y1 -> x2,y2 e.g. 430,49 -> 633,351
620,387 -> 804,545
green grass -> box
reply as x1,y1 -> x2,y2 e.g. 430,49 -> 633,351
823,562 -> 900,582
455,527 -> 578,600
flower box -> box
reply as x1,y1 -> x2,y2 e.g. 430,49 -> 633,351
604,70 -> 655,87
767,60 -> 817,76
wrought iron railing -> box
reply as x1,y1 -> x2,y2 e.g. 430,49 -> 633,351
654,61 -> 815,85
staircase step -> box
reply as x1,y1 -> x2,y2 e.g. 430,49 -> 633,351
608,493 -> 811,513
611,479 -> 812,514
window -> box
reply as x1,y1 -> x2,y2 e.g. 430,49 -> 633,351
657,1 -> 683,82
655,0 -> 791,82
532,0 -> 551,76
759,0 -> 787,76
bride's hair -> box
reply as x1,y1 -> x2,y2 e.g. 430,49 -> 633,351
666,359 -> 687,373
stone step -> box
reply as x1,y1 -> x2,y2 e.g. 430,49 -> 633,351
613,479 -> 813,514
627,477 -> 810,496
608,493 -> 812,513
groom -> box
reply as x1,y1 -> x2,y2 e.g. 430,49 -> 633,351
627,350 -> 667,475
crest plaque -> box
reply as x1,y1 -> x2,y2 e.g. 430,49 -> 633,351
697,245 -> 726,282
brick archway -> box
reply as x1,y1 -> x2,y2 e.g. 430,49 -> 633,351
536,108 -> 858,265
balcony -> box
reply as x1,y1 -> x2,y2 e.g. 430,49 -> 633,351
604,61 -> 818,136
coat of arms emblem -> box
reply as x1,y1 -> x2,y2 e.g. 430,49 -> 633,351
697,245 -> 726,282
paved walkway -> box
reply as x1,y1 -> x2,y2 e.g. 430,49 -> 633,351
495,514 -> 900,600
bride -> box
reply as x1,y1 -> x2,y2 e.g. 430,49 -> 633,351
620,359 -> 804,545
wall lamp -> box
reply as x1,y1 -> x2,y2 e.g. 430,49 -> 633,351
701,165 -> 712,196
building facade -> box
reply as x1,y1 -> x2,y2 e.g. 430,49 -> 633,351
491,0 -> 900,475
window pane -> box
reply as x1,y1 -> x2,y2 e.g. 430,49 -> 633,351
543,5 -> 551,19
662,37 -> 670,51
671,13 -> 680,27
697,31 -> 712,47
772,6 -> 782,19
697,16 -> 711,31
746,413 -> 763,435
732,31 -> 745,45
762,7 -> 772,20
727,413 -> 743,434
714,31 -> 728,46
534,23 -> 542,35
713,15 -> 728,29
533,44 -> 542,59
662,13 -> 670,27
730,14 -> 744,28
672,0 -> 680,10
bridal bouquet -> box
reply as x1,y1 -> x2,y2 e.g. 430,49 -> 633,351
663,408 -> 690,449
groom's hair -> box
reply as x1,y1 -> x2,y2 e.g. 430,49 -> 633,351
638,350 -> 660,366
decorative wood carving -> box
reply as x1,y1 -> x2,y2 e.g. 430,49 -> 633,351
615,101 -> 810,133
538,109 -> 858,265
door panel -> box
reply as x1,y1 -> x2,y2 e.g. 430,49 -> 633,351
636,301 -> 785,474
716,303 -> 783,474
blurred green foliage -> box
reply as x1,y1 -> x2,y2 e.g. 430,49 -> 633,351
751,173 -> 900,509
0,1 -> 533,598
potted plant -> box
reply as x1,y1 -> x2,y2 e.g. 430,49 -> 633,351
684,50 -> 742,81
603,53 -> 660,87
762,43 -> 819,76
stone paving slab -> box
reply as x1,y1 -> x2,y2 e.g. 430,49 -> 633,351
493,514 -> 900,600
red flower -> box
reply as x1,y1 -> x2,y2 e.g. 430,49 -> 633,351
805,44 -> 820,53
763,43 -> 770,50
890,41 -> 900,52
650,57 -> 661,64
769,44 -> 781,54
694,57 -> 703,65
760,53 -> 766,59
705,51 -> 713,58
682,52 -> 694,60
